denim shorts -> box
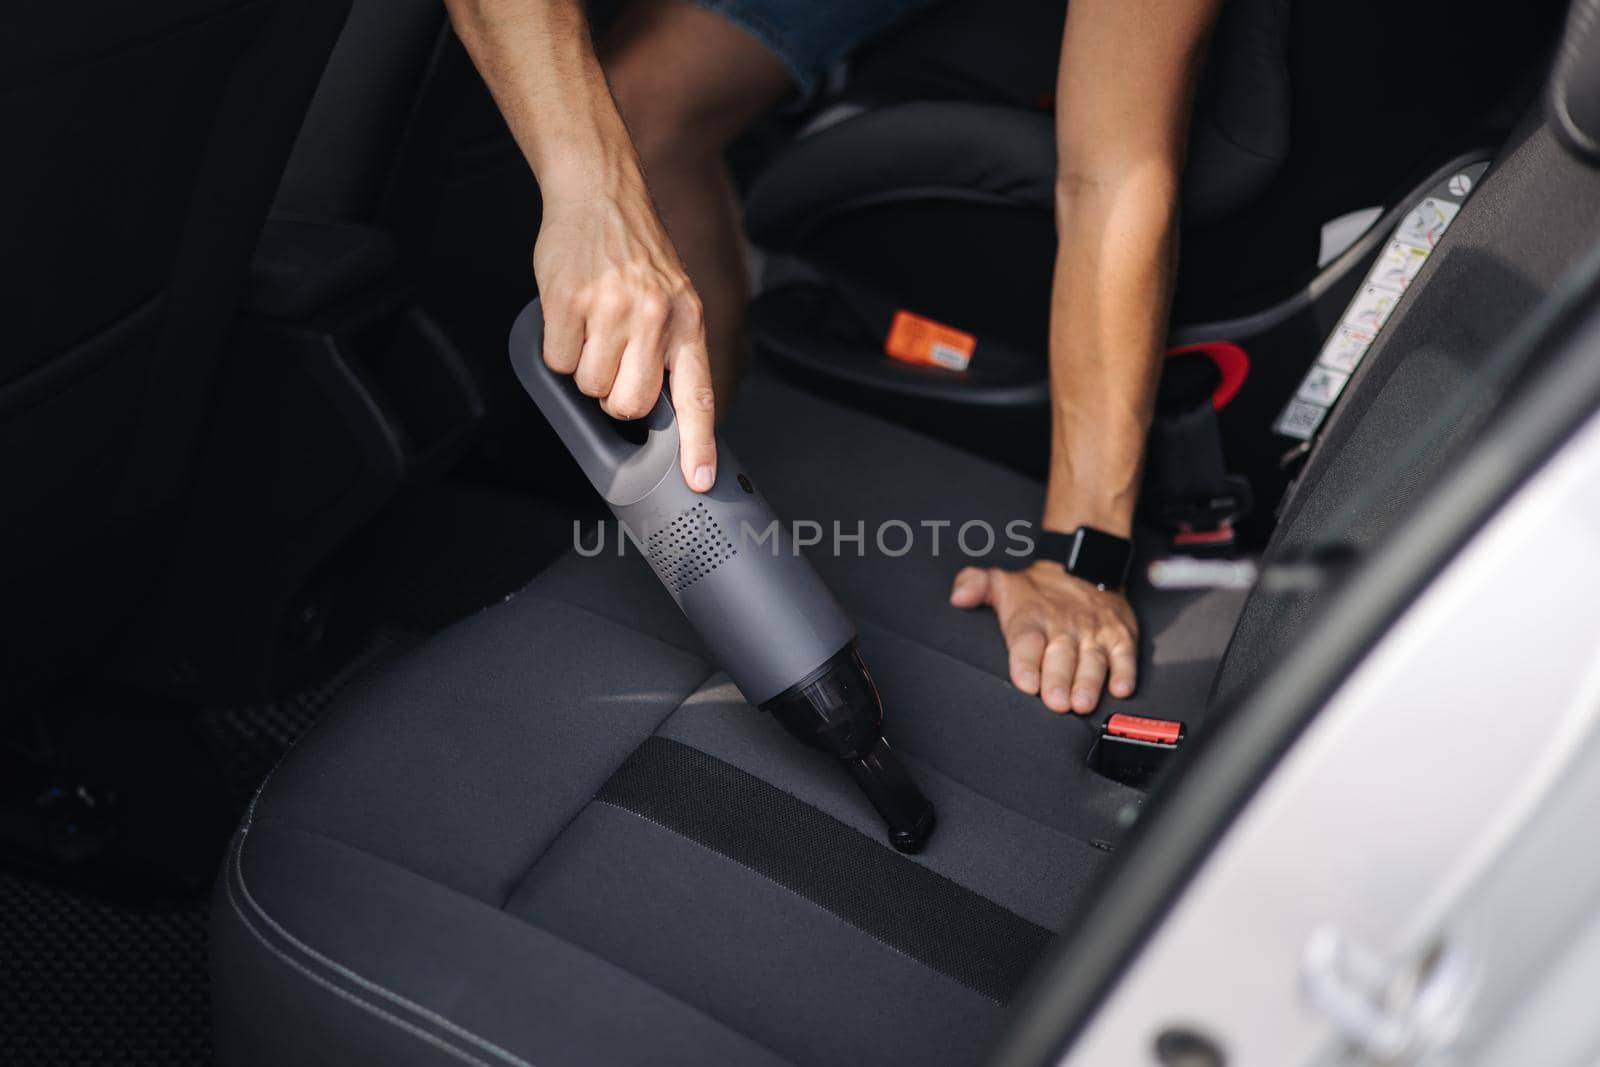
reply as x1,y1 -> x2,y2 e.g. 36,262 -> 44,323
690,0 -> 941,99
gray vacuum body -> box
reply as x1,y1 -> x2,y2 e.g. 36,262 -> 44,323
507,300 -> 852,705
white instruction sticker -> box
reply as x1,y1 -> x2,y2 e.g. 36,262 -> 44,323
1344,285 -> 1402,337
1370,241 -> 1430,294
1296,365 -> 1352,406
1394,197 -> 1460,251
1317,326 -> 1372,373
1274,161 -> 1485,443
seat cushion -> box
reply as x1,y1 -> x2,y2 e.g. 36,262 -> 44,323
211,377 -> 1246,1066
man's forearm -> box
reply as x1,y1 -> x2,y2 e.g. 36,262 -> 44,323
443,0 -> 639,199
1043,0 -> 1219,538
1042,171 -> 1179,537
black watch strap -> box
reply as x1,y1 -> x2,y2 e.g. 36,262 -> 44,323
1035,526 -> 1134,592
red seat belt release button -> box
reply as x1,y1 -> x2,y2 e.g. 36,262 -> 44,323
1094,714 -> 1188,788
1105,714 -> 1185,746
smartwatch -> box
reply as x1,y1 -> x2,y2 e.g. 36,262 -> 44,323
1035,526 -> 1134,592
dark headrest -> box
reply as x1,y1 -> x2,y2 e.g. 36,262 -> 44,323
1549,0 -> 1600,163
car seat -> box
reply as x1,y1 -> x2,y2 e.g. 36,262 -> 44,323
744,0 -> 1568,476
208,30 -> 1600,1057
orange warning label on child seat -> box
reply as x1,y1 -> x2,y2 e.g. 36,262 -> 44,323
885,310 -> 976,371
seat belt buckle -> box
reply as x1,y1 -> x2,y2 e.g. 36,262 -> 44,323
1149,343 -> 1254,557
1090,713 -> 1187,787
1156,477 -> 1254,557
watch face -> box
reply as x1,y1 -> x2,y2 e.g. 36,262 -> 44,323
1069,528 -> 1133,590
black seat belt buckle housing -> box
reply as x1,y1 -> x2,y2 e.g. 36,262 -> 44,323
1148,345 -> 1253,556
1091,713 -> 1187,788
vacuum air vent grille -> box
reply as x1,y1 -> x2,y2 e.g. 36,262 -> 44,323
644,501 -> 737,593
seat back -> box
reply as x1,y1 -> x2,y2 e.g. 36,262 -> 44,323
0,0 -> 351,611
1212,106 -> 1600,709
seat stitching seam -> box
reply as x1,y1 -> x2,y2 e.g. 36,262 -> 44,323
593,800 -> 1009,1006
901,746 -> 1118,856
494,666 -> 724,910
497,812 -> 807,1058
516,592 -> 705,657
233,804 -> 539,1067
222,835 -> 506,1067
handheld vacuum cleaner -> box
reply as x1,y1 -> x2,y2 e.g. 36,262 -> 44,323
510,301 -> 935,853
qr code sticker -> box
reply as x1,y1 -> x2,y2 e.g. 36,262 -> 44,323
1275,399 -> 1328,441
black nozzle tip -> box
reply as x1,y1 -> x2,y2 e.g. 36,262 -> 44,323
847,738 -> 936,854
888,801 -> 937,854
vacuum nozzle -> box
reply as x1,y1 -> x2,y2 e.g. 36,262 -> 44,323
761,644 -> 936,853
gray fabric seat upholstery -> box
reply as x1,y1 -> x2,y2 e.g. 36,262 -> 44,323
210,375 -> 1244,1067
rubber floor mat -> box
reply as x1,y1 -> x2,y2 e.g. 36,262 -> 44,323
0,872 -> 209,1066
